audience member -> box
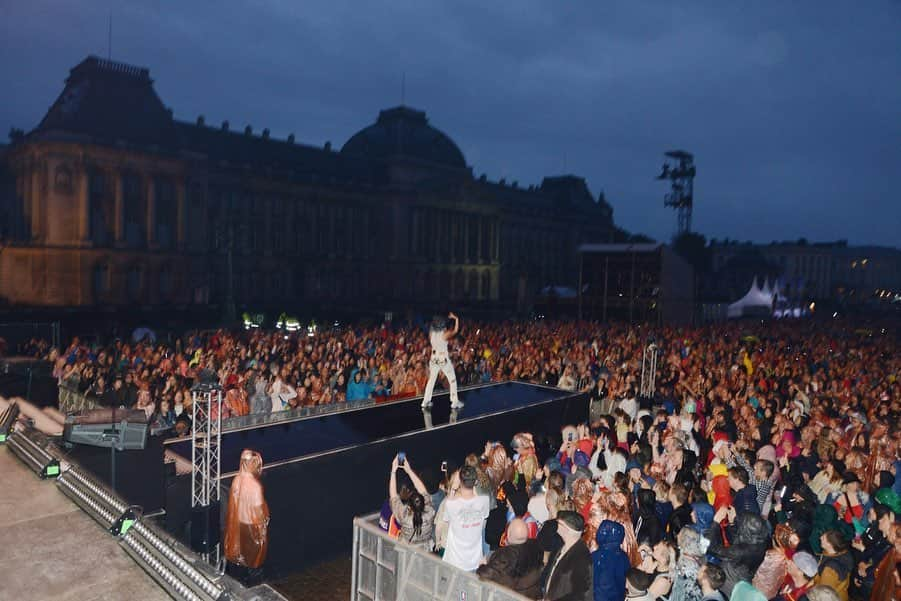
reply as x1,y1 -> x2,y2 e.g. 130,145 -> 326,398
476,518 -> 543,598
543,510 -> 592,601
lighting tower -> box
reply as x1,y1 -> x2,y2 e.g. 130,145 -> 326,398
191,379 -> 223,566
656,150 -> 696,236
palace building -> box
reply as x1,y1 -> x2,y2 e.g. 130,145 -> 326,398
0,56 -> 618,314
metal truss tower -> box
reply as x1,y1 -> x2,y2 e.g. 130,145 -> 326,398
656,150 -> 696,237
640,342 -> 659,398
191,382 -> 222,566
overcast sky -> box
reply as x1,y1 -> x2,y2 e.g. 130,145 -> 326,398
2,1 -> 899,246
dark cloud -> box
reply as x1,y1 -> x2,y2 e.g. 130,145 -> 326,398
2,1 -> 899,245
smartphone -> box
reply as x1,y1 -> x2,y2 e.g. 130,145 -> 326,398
440,461 -> 447,473
397,452 -> 406,466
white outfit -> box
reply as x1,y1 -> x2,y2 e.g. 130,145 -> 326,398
590,446 -> 626,489
422,328 -> 461,408
619,396 -> 638,421
269,378 -> 296,412
442,494 -> 490,571
557,373 -> 577,391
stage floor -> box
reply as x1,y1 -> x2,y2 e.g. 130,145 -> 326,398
159,381 -> 587,575
165,381 -> 568,474
0,446 -> 169,601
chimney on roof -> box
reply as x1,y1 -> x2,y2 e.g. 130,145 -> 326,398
324,141 -> 332,152
197,115 -> 205,126
499,178 -> 506,186
244,125 -> 253,136
221,120 -> 229,132
512,181 -> 518,189
287,134 -> 295,144
262,128 -> 270,139
479,174 -> 487,182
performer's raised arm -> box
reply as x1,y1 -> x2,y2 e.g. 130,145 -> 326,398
444,312 -> 460,340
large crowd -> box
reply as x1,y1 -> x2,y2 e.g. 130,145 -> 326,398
376,320 -> 900,601
34,319 -> 660,432
22,318 -> 901,599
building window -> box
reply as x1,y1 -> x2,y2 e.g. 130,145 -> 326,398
92,262 -> 110,301
453,269 -> 465,300
468,271 -> 479,299
271,273 -> 283,297
481,271 -> 492,300
159,265 -> 174,300
89,170 -> 114,246
126,264 -> 144,301
155,178 -> 177,249
468,216 -> 479,263
54,165 -> 74,194
123,173 -> 146,247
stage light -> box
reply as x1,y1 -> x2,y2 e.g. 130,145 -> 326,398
59,465 -> 226,600
6,428 -> 60,479
110,507 -> 138,537
0,401 -> 20,442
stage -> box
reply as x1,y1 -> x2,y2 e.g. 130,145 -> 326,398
164,380 -> 573,474
163,381 -> 588,576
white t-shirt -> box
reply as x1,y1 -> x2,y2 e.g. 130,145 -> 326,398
442,494 -> 489,571
619,396 -> 638,421
430,329 -> 449,357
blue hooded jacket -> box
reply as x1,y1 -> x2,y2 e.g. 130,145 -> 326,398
592,519 -> 629,601
691,501 -> 714,535
346,369 -> 372,402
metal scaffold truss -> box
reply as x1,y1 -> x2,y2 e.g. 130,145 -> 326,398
191,382 -> 222,565
640,342 -> 658,398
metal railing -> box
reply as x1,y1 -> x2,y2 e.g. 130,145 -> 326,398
352,513 -> 534,601
219,382 -> 494,432
58,381 -> 98,414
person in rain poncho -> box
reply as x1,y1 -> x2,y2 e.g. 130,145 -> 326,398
224,449 -> 270,580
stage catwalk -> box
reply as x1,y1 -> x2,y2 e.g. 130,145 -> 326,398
164,380 -> 587,575
165,381 -> 568,474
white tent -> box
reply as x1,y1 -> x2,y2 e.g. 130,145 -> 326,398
727,277 -> 775,318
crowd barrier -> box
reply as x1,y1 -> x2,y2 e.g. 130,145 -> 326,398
58,381 -> 98,414
352,513 -> 533,601
57,380 -> 415,426
220,387 -> 459,431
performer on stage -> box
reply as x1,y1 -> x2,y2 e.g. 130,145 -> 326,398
421,312 -> 463,410
224,449 -> 270,585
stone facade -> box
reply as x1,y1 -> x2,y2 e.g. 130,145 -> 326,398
0,56 -> 616,312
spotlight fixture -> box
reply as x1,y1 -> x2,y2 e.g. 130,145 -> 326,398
0,401 -> 20,442
6,428 -> 60,478
110,507 -> 139,537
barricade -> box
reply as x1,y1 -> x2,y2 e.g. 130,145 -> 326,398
352,513 -> 533,601
58,381 -> 98,414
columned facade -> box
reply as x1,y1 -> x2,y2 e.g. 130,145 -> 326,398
0,56 -> 618,313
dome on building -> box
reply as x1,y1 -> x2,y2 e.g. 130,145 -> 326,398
341,106 -> 466,168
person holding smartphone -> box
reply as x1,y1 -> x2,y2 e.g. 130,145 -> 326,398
389,453 -> 435,550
